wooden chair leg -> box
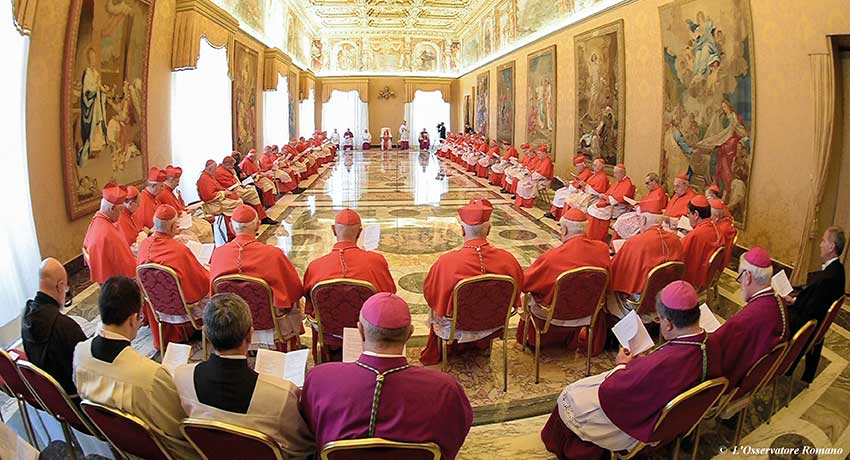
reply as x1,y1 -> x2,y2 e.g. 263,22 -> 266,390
534,327 -> 541,384
690,422 -> 702,460
18,399 -> 39,450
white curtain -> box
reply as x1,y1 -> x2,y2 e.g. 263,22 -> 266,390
0,6 -> 41,343
263,75 -> 289,147
405,90 -> 450,149
171,39 -> 232,204
299,88 -> 315,138
321,90 -> 368,144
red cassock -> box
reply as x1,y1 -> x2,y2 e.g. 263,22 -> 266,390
196,171 -> 228,203
239,157 -> 277,206
569,168 -> 592,190
681,220 -> 722,290
716,217 -> 738,269
115,207 -> 141,246
83,212 -> 137,284
606,177 -> 636,204
586,171 -> 610,194
133,189 -> 160,229
137,232 -> 211,351
638,187 -> 668,214
420,238 -> 524,365
609,227 -> 684,294
157,185 -> 185,212
209,235 -> 304,310
664,188 -> 697,218
301,354 -> 473,460
535,157 -> 555,180
516,237 -> 610,349
542,332 -> 723,460
214,165 -> 267,219
713,288 -> 789,387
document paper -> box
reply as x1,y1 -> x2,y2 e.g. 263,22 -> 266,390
771,270 -> 794,297
255,348 -> 309,387
161,343 -> 192,376
357,224 -> 381,251
186,240 -> 215,266
698,303 -> 723,333
611,310 -> 654,355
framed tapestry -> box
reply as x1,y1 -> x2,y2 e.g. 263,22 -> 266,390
61,0 -> 154,219
496,61 -> 515,145
463,94 -> 472,132
575,20 -> 625,170
659,0 -> 755,227
476,71 -> 490,137
526,45 -> 556,158
288,70 -> 298,139
232,43 -> 258,154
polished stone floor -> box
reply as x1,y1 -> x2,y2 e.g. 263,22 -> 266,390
8,149 -> 850,460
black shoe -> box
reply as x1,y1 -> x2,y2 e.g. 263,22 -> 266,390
500,188 -> 507,193
261,217 -> 278,225
292,187 -> 306,194
543,212 -> 555,220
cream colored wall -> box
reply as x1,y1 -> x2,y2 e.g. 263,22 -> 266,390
26,0 -> 176,264
368,77 -> 406,137
455,0 -> 850,265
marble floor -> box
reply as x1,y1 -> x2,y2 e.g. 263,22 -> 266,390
8,149 -> 850,460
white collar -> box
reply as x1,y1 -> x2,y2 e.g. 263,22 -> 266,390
747,286 -> 774,301
100,329 -> 132,342
217,354 -> 247,360
672,330 -> 703,340
823,257 -> 839,270
362,351 -> 406,359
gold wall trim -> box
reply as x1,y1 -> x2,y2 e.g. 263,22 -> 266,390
403,78 -> 453,103
299,72 -> 316,101
12,0 -> 37,35
320,78 -> 369,103
263,47 -> 292,91
172,0 -> 238,77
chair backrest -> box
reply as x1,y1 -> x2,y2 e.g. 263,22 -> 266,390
320,438 -> 442,460
181,419 -> 283,460
451,274 -> 517,334
728,342 -> 788,403
773,320 -> 818,379
81,400 -> 175,460
137,263 -> 194,322
0,349 -> 38,406
16,361 -> 98,437
809,297 -> 844,350
548,267 -> 609,323
703,246 -> 726,292
213,275 -> 276,331
650,377 -> 729,443
635,261 -> 686,316
311,278 -> 377,339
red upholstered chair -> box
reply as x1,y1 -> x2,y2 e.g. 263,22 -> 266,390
16,360 -> 107,460
624,261 -> 686,324
81,400 -> 176,460
320,438 -> 441,460
213,274 -> 291,352
521,267 -> 608,381
441,274 -> 518,392
137,263 -> 206,356
181,419 -> 283,460
0,349 -> 40,448
700,246 -> 726,305
613,377 -> 728,460
308,278 -> 377,364
766,320 -> 818,422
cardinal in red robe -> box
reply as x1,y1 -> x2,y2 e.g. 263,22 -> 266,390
681,195 -> 722,290
302,209 -> 396,361
548,156 -> 593,220
515,146 -> 554,208
516,208 -> 610,350
609,216 -> 685,295
605,164 -> 636,218
115,185 -> 142,246
157,166 -> 186,211
214,156 -> 276,225
240,150 -> 277,206
542,281 -> 723,460
83,185 -> 137,284
664,173 -> 697,219
711,198 -> 737,269
134,167 -> 166,229
421,199 -> 524,365
713,247 -> 789,388
585,198 -> 612,241
301,293 -> 473,460
137,204 -> 210,351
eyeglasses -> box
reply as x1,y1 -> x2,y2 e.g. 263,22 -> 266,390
735,270 -> 749,283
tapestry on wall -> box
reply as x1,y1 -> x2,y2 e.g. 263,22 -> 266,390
476,71 -> 490,137
288,70 -> 298,139
575,20 -> 625,169
61,0 -> 153,219
526,45 -> 556,157
496,61 -> 515,145
463,95 -> 472,131
232,43 -> 258,154
660,0 -> 755,226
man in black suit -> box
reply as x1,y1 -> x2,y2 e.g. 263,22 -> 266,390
783,226 -> 846,383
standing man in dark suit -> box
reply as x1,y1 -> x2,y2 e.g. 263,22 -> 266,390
784,226 -> 846,383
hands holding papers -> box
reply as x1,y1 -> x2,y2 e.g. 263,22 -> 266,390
771,270 -> 794,297
698,303 -> 723,332
357,224 -> 381,251
676,216 -> 693,232
611,310 -> 655,356
254,348 -> 309,387
623,196 -> 638,207
186,240 -> 215,266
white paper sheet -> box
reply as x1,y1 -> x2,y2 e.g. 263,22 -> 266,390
677,216 -> 693,232
612,239 -> 626,254
241,175 -> 255,186
772,270 -> 794,297
283,349 -> 309,387
186,202 -> 204,212
227,182 -> 240,191
69,315 -> 98,338
623,196 -> 638,206
357,224 -> 381,251
342,327 -> 363,363
255,348 -> 309,387
698,303 -> 723,333
611,310 -> 654,355
161,343 -> 192,376
177,213 -> 193,230
186,240 -> 215,266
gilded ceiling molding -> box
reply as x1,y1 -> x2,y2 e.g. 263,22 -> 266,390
403,78 -> 453,103
172,0 -> 239,78
319,78 -> 369,103
299,72 -> 316,101
12,0 -> 37,35
262,47 -> 292,91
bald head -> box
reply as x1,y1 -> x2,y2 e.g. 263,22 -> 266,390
39,258 -> 68,305
333,223 -> 362,242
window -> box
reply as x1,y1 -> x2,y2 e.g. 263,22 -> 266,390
263,75 -> 289,147
405,90 -> 450,148
321,90 -> 368,145
170,39 -> 232,204
299,88 -> 315,138
0,6 -> 41,343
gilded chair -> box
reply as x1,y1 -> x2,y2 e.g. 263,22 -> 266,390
181,418 -> 283,460
766,320 -> 817,422
612,377 -> 728,460
213,274 -> 289,351
440,274 -> 517,391
320,438 -> 441,460
700,246 -> 726,306
308,278 -> 377,364
520,267 -> 609,380
81,400 -> 176,460
136,263 -> 206,356
623,261 -> 686,324
0,349 -> 40,448
785,297 -> 844,406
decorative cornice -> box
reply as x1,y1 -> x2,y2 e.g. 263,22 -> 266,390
175,0 -> 239,33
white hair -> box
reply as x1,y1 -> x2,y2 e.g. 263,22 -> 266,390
153,216 -> 177,234
710,206 -> 726,219
641,213 -> 664,230
561,219 -> 587,236
739,256 -> 773,285
461,222 -> 490,238
100,199 -> 118,214
232,217 -> 258,235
